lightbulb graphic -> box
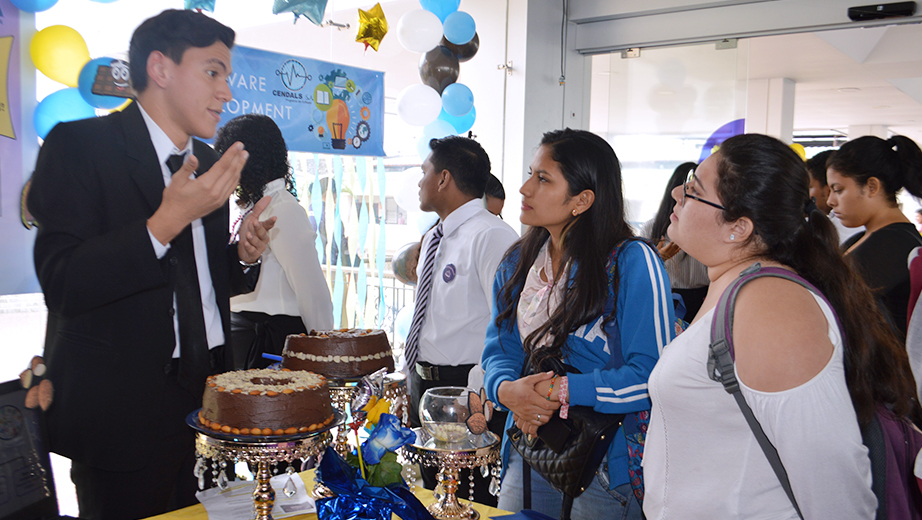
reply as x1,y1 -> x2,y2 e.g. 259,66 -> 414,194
326,98 -> 350,150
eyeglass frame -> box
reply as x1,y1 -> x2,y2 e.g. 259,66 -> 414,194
682,169 -> 727,211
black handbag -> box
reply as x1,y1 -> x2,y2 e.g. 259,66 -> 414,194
507,356 -> 624,518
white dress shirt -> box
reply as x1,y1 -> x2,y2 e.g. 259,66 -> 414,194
139,104 -> 224,356
231,179 -> 334,330
413,199 -> 519,369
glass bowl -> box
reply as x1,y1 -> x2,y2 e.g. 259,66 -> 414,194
419,386 -> 473,443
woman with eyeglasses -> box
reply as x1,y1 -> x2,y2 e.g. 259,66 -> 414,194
641,162 -> 709,322
481,129 -> 674,519
643,134 -> 918,518
826,135 -> 922,338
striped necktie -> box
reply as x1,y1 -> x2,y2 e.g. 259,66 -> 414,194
404,223 -> 444,370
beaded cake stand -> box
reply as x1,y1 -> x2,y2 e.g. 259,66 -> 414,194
187,409 -> 343,520
400,428 -> 501,520
328,371 -> 408,455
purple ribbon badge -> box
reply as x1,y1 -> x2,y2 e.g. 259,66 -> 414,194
442,264 -> 456,283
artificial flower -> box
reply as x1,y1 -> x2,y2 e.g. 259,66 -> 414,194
363,396 -> 391,428
362,413 -> 415,466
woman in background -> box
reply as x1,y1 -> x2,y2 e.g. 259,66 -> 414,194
826,135 -> 922,337
482,129 -> 673,519
215,114 -> 333,369
642,162 -> 709,321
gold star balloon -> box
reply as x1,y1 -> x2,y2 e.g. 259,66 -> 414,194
356,3 -> 388,52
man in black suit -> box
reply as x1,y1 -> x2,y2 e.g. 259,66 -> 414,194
27,10 -> 275,520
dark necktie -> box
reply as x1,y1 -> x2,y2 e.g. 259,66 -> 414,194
404,223 -> 444,370
166,153 -> 185,175
167,153 -> 211,392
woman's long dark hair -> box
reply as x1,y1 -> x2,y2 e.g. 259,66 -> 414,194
827,134 -> 922,203
214,114 -> 297,208
650,162 -> 696,241
495,129 -> 635,369
714,134 -> 919,425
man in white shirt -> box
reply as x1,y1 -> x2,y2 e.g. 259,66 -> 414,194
807,150 -> 864,244
404,136 -> 518,503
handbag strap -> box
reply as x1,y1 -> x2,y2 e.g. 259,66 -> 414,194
708,262 -> 835,520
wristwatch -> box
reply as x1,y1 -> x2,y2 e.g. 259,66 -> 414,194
239,257 -> 261,272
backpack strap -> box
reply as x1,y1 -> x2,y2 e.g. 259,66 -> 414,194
708,262 -> 832,520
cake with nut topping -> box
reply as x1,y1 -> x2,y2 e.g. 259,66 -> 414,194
199,368 -> 334,436
281,328 -> 395,379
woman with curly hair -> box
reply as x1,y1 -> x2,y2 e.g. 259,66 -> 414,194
215,114 -> 333,369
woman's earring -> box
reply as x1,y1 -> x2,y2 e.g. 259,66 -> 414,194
572,209 -> 578,216
729,234 -> 736,241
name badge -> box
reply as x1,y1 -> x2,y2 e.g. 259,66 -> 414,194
442,264 -> 456,283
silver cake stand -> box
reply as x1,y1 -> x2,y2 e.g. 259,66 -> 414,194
400,428 -> 501,520
186,409 -> 343,520
328,371 -> 408,456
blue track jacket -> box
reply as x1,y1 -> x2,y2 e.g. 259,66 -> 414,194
482,240 -> 675,490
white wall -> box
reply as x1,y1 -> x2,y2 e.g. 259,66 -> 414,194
570,0 -> 922,53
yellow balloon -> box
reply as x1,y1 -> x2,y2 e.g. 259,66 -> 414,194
109,98 -> 133,112
30,25 -> 90,87
790,143 -> 806,161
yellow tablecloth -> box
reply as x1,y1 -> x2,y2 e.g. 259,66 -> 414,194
147,469 -> 511,520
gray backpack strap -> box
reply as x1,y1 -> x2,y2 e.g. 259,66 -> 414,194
709,262 -> 830,520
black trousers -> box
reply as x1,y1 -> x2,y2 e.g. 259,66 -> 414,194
70,374 -> 200,520
230,311 -> 307,369
409,365 -> 506,507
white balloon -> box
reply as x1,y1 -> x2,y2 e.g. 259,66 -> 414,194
393,167 -> 423,213
396,9 -> 443,53
396,84 -> 441,126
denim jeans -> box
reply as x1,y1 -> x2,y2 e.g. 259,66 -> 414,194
497,450 -> 643,520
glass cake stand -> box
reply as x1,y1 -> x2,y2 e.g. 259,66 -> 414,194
328,371 -> 408,455
186,409 -> 343,520
400,428 -> 501,520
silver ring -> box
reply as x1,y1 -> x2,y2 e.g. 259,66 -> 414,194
537,414 -> 541,420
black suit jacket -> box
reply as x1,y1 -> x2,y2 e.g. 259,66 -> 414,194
28,102 -> 255,471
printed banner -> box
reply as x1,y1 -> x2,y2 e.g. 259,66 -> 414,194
221,45 -> 385,157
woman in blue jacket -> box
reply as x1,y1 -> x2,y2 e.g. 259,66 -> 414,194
481,129 -> 674,519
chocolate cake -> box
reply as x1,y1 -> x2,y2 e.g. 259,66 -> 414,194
199,368 -> 334,436
281,328 -> 395,379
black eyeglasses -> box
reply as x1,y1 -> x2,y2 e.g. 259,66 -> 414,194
683,170 -> 726,211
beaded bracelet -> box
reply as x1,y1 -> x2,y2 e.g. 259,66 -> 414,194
546,375 -> 557,401
558,376 -> 569,419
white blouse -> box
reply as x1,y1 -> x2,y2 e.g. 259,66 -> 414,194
643,292 -> 876,519
231,179 -> 334,331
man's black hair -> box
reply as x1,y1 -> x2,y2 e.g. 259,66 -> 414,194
805,149 -> 836,186
427,135 -> 490,199
485,173 -> 505,200
129,9 -> 235,93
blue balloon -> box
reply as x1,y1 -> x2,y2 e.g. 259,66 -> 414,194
34,88 -> 96,140
394,305 -> 413,343
438,106 -> 475,135
440,83 -> 473,117
184,0 -> 215,9
10,0 -> 58,12
416,119 -> 456,160
78,58 -> 127,109
416,212 -> 439,235
419,0 -> 460,23
443,11 -> 475,45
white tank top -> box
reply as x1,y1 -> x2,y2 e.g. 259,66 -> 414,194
643,292 -> 876,519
